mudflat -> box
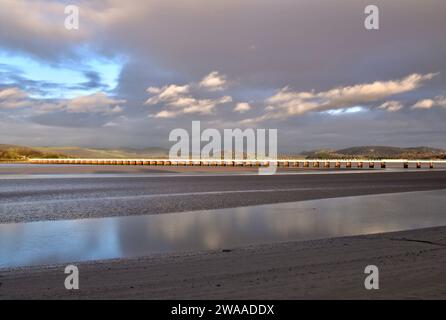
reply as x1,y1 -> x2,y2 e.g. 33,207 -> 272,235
2,169 -> 446,224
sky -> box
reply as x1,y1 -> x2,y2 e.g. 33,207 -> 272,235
0,0 -> 445,152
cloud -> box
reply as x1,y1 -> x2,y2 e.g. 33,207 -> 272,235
0,87 -> 28,109
78,71 -> 103,90
2,0 -> 446,149
65,92 -> 126,114
412,96 -> 446,109
150,95 -> 233,118
102,121 -> 118,127
234,102 -> 251,113
146,85 -> 190,105
0,0 -> 143,61
151,110 -> 177,119
199,71 -> 227,91
243,73 -> 437,122
378,101 -> 404,112
146,72 -> 233,118
0,86 -> 125,115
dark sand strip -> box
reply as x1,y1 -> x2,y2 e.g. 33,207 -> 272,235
2,170 -> 446,224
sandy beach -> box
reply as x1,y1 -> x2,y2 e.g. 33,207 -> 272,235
1,226 -> 445,299
1,166 -> 446,299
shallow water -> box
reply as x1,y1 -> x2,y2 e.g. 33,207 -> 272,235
1,189 -> 446,268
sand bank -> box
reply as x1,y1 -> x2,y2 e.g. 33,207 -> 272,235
1,226 -> 445,299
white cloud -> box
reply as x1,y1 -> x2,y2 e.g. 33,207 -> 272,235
199,71 -> 227,91
151,96 -> 232,118
0,87 -> 25,100
102,121 -> 118,127
182,96 -> 232,114
0,87 -> 29,109
378,101 -> 404,112
145,85 -> 190,105
234,102 -> 251,113
0,87 -> 126,115
146,72 -> 233,118
65,92 -> 125,114
243,72 -> 437,122
412,96 -> 446,109
151,110 -> 177,118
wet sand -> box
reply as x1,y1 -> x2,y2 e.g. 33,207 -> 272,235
1,226 -> 445,299
2,169 -> 446,224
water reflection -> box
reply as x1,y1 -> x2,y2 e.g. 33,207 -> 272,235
1,189 -> 446,268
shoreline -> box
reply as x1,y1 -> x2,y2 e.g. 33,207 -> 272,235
1,226 -> 445,299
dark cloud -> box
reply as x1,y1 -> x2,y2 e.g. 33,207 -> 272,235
1,0 -> 446,150
77,70 -> 103,90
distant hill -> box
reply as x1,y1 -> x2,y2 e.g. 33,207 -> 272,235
301,146 -> 446,160
34,146 -> 169,159
0,144 -> 65,160
2,143 -> 446,161
1,144 -> 169,160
